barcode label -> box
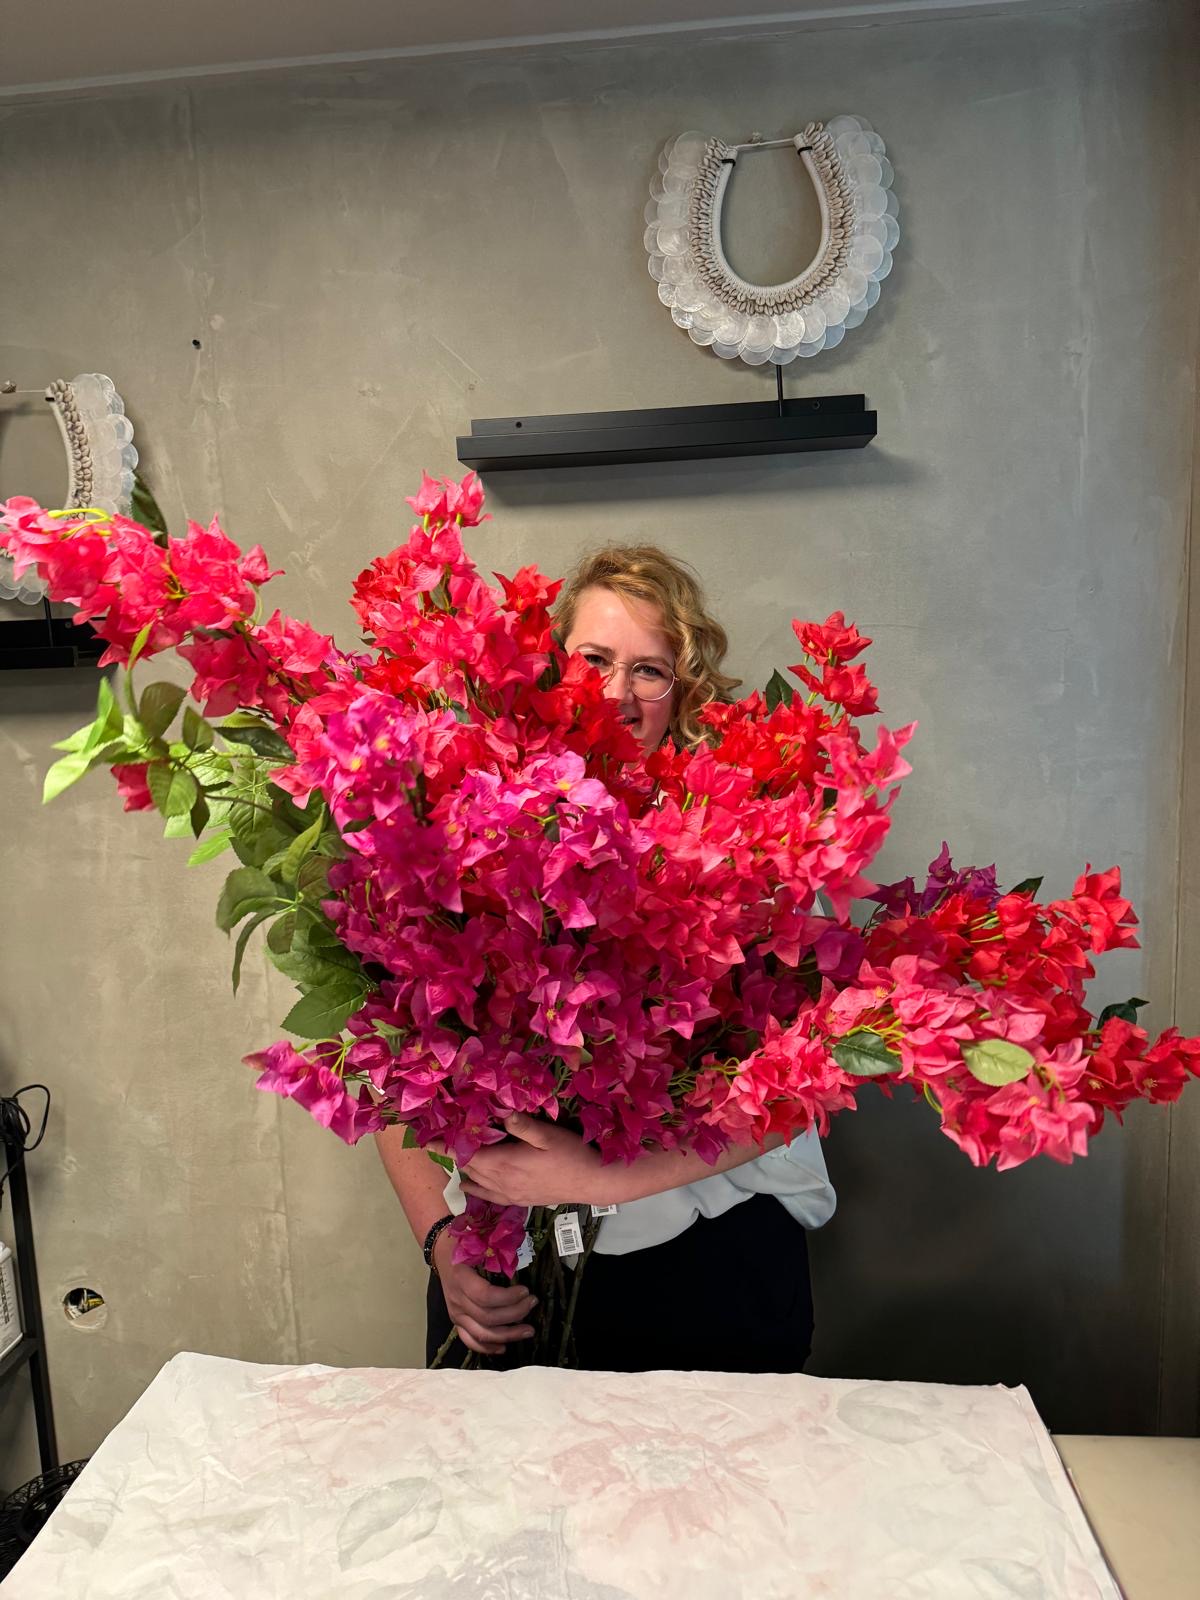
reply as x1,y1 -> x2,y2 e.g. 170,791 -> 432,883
590,1204 -> 618,1217
553,1211 -> 584,1256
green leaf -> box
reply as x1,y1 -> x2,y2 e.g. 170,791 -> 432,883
130,471 -> 170,535
53,678 -> 126,755
402,1125 -> 453,1170
189,792 -> 210,837
832,1029 -> 899,1078
280,812 -> 326,887
961,1039 -> 1036,1086
182,706 -> 214,752
91,740 -> 137,766
1096,997 -> 1149,1028
231,837 -> 259,868
1008,876 -> 1044,898
764,669 -> 793,714
280,979 -> 368,1041
51,724 -> 94,754
301,911 -> 339,942
189,751 -> 233,787
203,796 -> 233,833
188,829 -> 234,866
217,719 -> 295,763
125,619 -> 154,676
51,677 -> 124,757
163,810 -> 195,839
139,681 -> 187,740
95,674 -> 124,741
268,945 -> 349,988
232,908 -> 274,994
119,714 -> 168,762
42,749 -> 92,803
295,917 -> 360,968
215,865 -> 279,931
267,912 -> 298,955
296,854 -> 331,899
539,642 -> 565,691
261,845 -> 292,878
222,780 -> 293,867
266,912 -> 363,987
376,1020 -> 409,1056
147,762 -> 199,818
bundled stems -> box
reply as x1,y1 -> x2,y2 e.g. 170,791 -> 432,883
558,1214 -> 601,1368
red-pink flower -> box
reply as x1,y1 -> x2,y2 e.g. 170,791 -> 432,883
178,633 -> 273,717
792,612 -> 872,663
111,763 -> 154,812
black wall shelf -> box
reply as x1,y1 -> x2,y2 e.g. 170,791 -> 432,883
0,608 -> 104,672
457,392 -> 876,473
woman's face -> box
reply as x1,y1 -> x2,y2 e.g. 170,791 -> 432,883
564,586 -> 677,753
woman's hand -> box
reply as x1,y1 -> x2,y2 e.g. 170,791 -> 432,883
434,1230 -> 537,1357
457,1112 -> 607,1208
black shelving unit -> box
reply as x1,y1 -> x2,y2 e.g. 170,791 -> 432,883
1,1113 -> 57,1475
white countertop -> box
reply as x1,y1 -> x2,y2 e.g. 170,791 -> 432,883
1054,1435 -> 1200,1600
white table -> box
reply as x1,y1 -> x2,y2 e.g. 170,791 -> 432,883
5,1353 -> 1121,1599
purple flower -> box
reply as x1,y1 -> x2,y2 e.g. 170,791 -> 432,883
872,843 -> 1001,917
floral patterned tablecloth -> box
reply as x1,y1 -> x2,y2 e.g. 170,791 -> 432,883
4,1353 -> 1119,1600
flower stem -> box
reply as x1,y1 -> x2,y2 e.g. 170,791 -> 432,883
430,1325 -> 463,1370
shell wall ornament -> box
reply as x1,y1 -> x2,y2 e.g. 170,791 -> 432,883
0,372 -> 138,605
644,117 -> 899,366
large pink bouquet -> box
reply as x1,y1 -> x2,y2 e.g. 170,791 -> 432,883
3,478 -> 1196,1352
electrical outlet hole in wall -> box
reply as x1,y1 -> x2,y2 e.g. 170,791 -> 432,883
62,1286 -> 107,1328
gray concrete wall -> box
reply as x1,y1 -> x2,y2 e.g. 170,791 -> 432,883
1,2 -> 1197,1487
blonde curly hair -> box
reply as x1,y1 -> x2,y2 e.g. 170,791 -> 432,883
555,544 -> 741,747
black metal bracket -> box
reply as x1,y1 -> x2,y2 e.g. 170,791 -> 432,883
457,389 -> 876,473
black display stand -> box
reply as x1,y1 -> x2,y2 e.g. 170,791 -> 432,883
0,1113 -> 58,1475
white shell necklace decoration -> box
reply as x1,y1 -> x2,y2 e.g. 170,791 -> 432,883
644,117 -> 899,366
0,372 -> 138,605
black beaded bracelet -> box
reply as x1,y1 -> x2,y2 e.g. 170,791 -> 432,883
422,1214 -> 454,1273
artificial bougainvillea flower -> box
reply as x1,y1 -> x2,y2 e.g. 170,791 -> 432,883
4,476 -> 1198,1289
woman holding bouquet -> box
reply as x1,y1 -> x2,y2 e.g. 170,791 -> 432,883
8,473 -> 1193,1379
377,546 -> 836,1373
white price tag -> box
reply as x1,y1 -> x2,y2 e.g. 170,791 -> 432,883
590,1204 -> 618,1217
553,1210 -> 584,1257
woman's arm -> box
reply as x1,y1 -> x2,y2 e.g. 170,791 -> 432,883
457,1113 -> 783,1209
375,1124 -> 454,1250
375,1126 -> 537,1356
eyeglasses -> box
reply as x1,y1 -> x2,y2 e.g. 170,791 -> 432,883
580,651 -> 677,703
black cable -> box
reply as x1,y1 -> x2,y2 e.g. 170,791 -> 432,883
0,1085 -> 50,1215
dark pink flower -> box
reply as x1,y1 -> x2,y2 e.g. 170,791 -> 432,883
247,1041 -> 383,1144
